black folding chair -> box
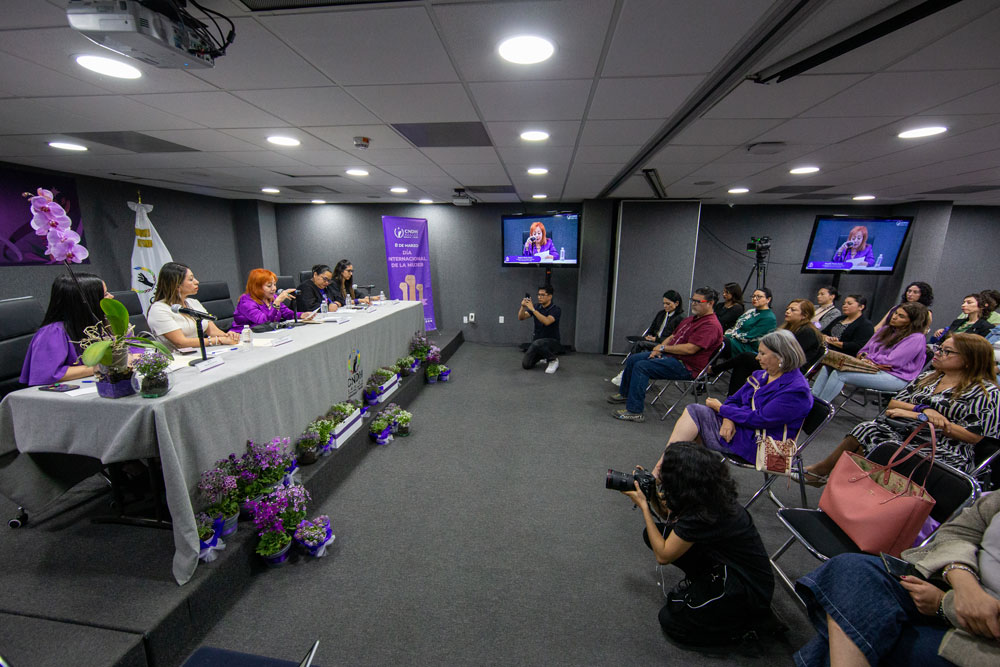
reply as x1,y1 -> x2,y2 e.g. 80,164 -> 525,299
721,397 -> 835,510
769,442 -> 979,604
649,340 -> 726,421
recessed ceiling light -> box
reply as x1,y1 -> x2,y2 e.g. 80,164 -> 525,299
789,166 -> 820,174
390,187 -> 408,194
520,130 -> 549,142
419,199 -> 433,204
532,194 -> 547,199
74,54 -> 142,79
48,142 -> 87,151
898,126 -> 947,139
852,194 -> 876,201
311,199 -> 326,204
345,169 -> 369,176
260,187 -> 280,194
727,187 -> 749,194
527,167 -> 548,175
498,36 -> 555,65
267,135 -> 300,147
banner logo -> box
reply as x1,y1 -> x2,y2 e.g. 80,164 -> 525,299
347,348 -> 364,398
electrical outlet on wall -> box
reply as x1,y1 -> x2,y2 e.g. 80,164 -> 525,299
463,316 -> 468,324
469,313 -> 475,323
499,315 -> 504,324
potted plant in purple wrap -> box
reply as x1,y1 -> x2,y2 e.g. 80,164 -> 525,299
248,498 -> 292,567
198,466 -> 239,537
296,430 -> 322,465
294,514 -> 334,558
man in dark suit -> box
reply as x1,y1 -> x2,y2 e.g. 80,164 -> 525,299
626,290 -> 684,354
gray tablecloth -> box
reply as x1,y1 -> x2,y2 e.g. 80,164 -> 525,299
0,302 -> 424,584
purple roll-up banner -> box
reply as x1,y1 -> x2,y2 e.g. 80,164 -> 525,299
382,216 -> 436,330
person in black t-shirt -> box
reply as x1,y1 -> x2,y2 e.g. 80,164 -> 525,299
622,442 -> 779,650
519,284 -> 561,373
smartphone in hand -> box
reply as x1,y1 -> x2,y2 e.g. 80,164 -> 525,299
881,552 -> 922,579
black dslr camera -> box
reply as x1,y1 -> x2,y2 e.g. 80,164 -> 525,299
606,467 -> 658,501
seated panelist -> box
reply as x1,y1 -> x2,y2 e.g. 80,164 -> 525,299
232,268 -> 315,329
20,273 -> 111,386
331,259 -> 371,307
147,262 -> 239,350
295,264 -> 339,312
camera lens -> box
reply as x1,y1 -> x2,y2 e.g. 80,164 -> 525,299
605,469 -> 633,492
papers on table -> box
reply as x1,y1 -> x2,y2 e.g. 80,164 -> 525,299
64,383 -> 99,397
320,313 -> 351,323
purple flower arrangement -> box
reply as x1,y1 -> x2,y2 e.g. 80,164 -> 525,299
247,483 -> 312,557
426,345 -> 442,363
25,188 -> 89,263
198,466 -> 239,519
294,515 -> 333,557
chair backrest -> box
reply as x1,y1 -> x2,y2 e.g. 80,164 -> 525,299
0,296 -> 45,398
299,270 -> 312,284
800,397 -> 835,437
803,342 -> 828,378
275,275 -> 295,290
694,339 -> 726,380
196,281 -> 236,331
109,290 -> 152,337
867,442 -> 978,525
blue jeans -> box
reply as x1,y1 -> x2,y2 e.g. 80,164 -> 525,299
620,351 -> 692,414
811,366 -> 908,403
794,554 -> 950,667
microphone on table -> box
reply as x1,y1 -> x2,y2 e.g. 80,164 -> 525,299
353,283 -> 376,290
171,304 -> 217,321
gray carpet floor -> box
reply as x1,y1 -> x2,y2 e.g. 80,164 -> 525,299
192,343 -> 877,666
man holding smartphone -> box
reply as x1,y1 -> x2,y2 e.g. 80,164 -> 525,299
519,285 -> 561,374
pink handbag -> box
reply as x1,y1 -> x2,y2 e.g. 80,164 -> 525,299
818,423 -> 937,557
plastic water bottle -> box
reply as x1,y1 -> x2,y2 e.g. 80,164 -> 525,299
874,253 -> 883,267
240,325 -> 253,351
379,290 -> 386,302
320,297 -> 328,314
559,246 -> 565,260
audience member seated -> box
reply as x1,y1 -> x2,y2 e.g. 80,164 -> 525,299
716,299 -> 824,396
330,258 -> 371,306
932,293 -> 994,342
608,287 -> 723,422
794,492 -> 1000,666
654,330 -> 813,463
233,268 -> 315,329
626,290 -> 684,354
820,294 -> 874,358
803,333 -> 1000,482
295,264 -> 339,313
621,443 -> 778,650
720,287 -> 777,360
20,273 -> 110,386
812,302 -> 929,404
519,284 -> 561,374
147,262 -> 240,351
875,280 -> 934,332
713,282 -> 745,331
812,285 -> 841,331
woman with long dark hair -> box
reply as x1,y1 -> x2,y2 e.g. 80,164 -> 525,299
713,282 -> 745,331
812,301 -> 930,404
874,280 -> 934,332
812,285 -> 841,330
622,442 -> 777,649
20,273 -> 110,385
331,258 -> 369,307
147,262 -> 238,350
820,294 -> 874,357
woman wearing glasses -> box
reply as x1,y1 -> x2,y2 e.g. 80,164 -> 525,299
295,264 -> 339,312
709,288 -> 777,376
331,259 -> 370,307
802,333 -> 1000,482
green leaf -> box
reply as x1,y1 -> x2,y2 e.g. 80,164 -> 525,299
81,340 -> 112,367
124,338 -> 173,358
101,298 -> 130,337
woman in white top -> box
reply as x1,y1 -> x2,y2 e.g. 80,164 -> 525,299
147,262 -> 239,350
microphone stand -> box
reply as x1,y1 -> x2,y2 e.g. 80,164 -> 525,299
190,320 -> 210,367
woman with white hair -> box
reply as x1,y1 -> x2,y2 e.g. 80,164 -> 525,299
654,330 -> 815,471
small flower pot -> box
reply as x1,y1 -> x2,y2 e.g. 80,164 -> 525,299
132,371 -> 170,398
298,448 -> 319,465
260,541 -> 292,568
239,495 -> 263,520
438,370 -> 450,382
397,424 -> 410,437
97,377 -> 136,399
220,510 -> 239,537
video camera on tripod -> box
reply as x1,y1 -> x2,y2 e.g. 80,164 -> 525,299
743,236 -> 772,291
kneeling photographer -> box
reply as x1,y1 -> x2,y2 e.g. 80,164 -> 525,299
612,443 -> 779,650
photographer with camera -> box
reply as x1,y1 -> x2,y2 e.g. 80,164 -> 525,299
613,442 -> 779,651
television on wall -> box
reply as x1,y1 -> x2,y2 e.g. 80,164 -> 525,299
800,215 -> 913,275
502,213 -> 580,267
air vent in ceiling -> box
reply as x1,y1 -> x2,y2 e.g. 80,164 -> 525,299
918,185 -> 1000,194
465,185 -> 516,194
760,185 -> 833,194
392,122 -> 493,148
285,185 -> 340,194
66,132 -> 196,153
783,193 -> 848,200
237,1 -> 399,10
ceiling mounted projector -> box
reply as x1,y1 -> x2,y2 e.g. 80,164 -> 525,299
67,0 -> 216,69
452,188 -> 475,207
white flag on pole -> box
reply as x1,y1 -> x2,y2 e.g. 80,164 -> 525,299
129,201 -> 172,310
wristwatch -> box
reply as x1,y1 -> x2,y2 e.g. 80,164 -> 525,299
916,413 -> 929,423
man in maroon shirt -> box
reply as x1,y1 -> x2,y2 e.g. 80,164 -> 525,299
609,286 -> 724,422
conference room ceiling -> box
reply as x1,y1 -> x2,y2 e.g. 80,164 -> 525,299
1,0 -> 1000,206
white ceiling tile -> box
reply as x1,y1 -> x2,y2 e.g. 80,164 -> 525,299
352,149 -> 433,167
234,87 -> 379,126
603,0 -> 776,77
0,134 -> 131,157
0,0 -> 73,29
644,144 -> 733,164
346,84 -> 478,123
573,145 -> 639,164
421,147 -> 500,165
47,96 -> 201,131
439,164 -> 511,184
704,75 -> 866,119
923,82 -> 1000,116
433,0 -> 615,81
0,98 -> 106,134
751,116 -> 901,145
217,151 -> 309,168
588,76 -> 702,120
475,193 -> 522,203
218,128 -> 333,150
495,145 -> 574,164
715,144 -> 826,164
287,150 -> 366,168
579,119 -> 662,146
141,129 -> 262,152
671,119 -> 784,146
128,92 -> 289,128
304,125 -> 412,151
469,80 -> 592,121
889,6 -> 1000,72
189,18 -> 332,90
0,51 -> 109,97
611,176 -> 658,198
263,7 -> 458,85
485,121 -> 581,147
680,162 -> 775,182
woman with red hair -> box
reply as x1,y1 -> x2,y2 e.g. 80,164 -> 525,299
831,225 -> 875,267
232,268 -> 315,329
522,221 -> 557,258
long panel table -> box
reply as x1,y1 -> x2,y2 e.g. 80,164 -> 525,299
0,301 -> 424,584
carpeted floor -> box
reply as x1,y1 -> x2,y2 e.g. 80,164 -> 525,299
192,343 -> 866,666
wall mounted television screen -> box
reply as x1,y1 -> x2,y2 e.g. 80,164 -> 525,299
801,215 -> 913,275
502,213 -> 580,266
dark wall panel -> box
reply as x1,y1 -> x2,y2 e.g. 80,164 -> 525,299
574,199 -> 616,353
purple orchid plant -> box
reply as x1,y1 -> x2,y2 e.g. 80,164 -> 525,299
26,188 -> 89,263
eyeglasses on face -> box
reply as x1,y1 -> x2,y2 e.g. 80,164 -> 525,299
751,294 -> 766,300
690,297 -> 709,303
931,344 -> 959,358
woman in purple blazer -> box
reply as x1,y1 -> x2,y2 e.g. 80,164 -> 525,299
653,330 -> 814,470
231,269 -> 315,329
